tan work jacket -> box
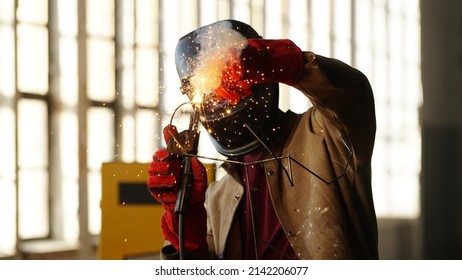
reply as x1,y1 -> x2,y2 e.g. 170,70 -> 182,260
204,52 -> 378,259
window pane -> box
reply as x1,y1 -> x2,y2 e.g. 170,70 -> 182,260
17,24 -> 48,94
366,1 -> 422,218
354,0 -> 372,49
135,109 -> 159,162
161,55 -> 187,113
87,38 -> 115,102
87,107 -> 115,169
136,0 -> 157,46
333,0 -> 351,63
0,107 -> 16,255
160,0 -> 184,49
57,0 -> 77,36
0,0 -> 14,22
86,0 -> 114,37
334,0 -> 351,41
311,0 -> 331,55
0,179 -> 16,255
121,48 -> 135,109
122,115 -> 135,162
18,170 -> 49,239
389,13 -> 404,61
372,1 -> 387,54
216,0 -> 231,20
200,0 -> 218,25
0,108 -> 16,176
288,0 -> 308,48
59,37 -> 78,106
18,99 -> 48,168
120,0 -> 135,46
232,0 -> 251,23
136,48 -> 158,107
0,26 -> 15,98
87,107 -> 115,235
88,171 -> 102,235
17,0 -> 48,24
288,88 -> 311,114
60,112 -> 79,178
59,112 -> 79,242
264,2 -> 283,37
61,180 -> 79,242
17,99 -> 49,239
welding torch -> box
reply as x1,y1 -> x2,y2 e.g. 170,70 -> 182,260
170,107 -> 201,260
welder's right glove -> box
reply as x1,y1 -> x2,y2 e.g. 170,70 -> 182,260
215,38 -> 305,104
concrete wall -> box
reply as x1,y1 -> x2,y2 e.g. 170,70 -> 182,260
376,0 -> 462,260
420,0 -> 462,259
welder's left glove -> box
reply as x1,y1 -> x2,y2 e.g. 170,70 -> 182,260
215,39 -> 305,104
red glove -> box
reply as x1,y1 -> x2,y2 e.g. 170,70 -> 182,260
216,39 -> 304,104
147,125 -> 208,254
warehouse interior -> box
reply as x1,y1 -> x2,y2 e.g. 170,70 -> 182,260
0,0 -> 461,260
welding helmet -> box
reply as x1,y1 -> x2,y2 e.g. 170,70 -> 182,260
175,19 -> 279,157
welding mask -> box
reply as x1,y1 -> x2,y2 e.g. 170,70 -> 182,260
175,19 -> 279,157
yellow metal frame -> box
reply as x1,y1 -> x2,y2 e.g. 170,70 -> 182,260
99,162 -> 164,259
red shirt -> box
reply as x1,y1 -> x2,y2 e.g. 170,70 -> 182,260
238,149 -> 298,260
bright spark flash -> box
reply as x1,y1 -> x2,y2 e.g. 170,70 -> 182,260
191,92 -> 204,105
190,21 -> 248,98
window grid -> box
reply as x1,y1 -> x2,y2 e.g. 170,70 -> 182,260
0,0 -> 17,257
16,0 -> 50,241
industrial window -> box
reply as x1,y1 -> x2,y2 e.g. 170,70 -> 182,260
0,0 -> 421,258
0,0 -> 161,257
259,0 -> 422,218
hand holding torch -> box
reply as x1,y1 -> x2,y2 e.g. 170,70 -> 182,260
166,105 -> 201,260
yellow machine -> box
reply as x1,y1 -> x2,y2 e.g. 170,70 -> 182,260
99,161 -> 216,259
100,162 -> 164,259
